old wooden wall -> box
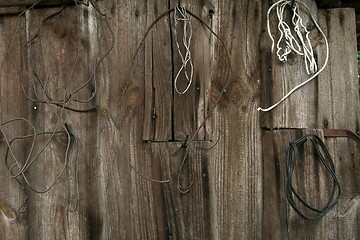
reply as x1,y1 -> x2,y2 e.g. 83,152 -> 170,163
0,0 -> 358,239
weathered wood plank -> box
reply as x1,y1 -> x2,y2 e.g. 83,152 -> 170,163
325,138 -> 360,240
0,1 -> 358,239
25,6 -> 72,240
142,0 -> 172,141
21,5 -> 103,239
263,129 -> 328,240
0,14 -> 28,240
261,5 -> 360,239
317,8 -> 360,131
97,0 -> 161,239
206,0 -> 264,238
153,142 -> 212,239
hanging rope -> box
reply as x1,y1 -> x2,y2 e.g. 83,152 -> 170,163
173,4 -> 194,95
257,0 -> 329,112
286,134 -> 341,219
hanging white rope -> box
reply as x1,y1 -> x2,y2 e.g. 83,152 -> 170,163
173,4 -> 194,95
258,0 -> 329,112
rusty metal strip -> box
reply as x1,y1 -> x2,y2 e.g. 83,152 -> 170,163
323,129 -> 360,143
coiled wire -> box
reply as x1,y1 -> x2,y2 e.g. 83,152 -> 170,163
286,134 -> 341,219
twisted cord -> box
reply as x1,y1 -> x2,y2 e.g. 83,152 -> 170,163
258,0 -> 329,112
173,4 -> 194,95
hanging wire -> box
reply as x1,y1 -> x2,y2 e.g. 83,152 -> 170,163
173,4 -> 194,95
0,0 -> 113,212
257,0 -> 329,112
4,130 -> 79,213
18,1 -> 114,112
124,6 -> 233,192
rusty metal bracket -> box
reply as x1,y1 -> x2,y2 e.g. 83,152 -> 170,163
323,129 -> 360,143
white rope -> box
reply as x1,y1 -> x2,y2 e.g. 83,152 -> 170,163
258,0 -> 329,112
173,4 -> 194,95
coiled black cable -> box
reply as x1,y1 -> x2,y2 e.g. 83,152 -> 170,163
286,134 -> 341,219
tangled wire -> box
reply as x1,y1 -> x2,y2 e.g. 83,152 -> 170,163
257,0 -> 329,112
0,0 -> 113,213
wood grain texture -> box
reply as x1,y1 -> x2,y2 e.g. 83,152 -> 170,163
317,8 -> 360,132
19,5 -> 102,239
0,14 -> 28,240
0,0 -> 359,239
261,7 -> 360,240
263,129 -> 325,240
143,0 -> 172,141
206,0 -> 264,238
97,0 -> 159,239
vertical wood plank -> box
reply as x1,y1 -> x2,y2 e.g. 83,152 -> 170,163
143,0 -> 173,142
0,14 -> 28,240
260,3 -> 360,130
97,0 -> 161,239
325,138 -> 360,240
22,5 -> 103,239
0,1 -> 358,239
150,142 -> 213,239
317,8 -> 360,131
207,0 -> 264,238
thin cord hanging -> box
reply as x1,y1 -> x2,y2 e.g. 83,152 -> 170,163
173,4 -> 194,95
257,0 -> 329,112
